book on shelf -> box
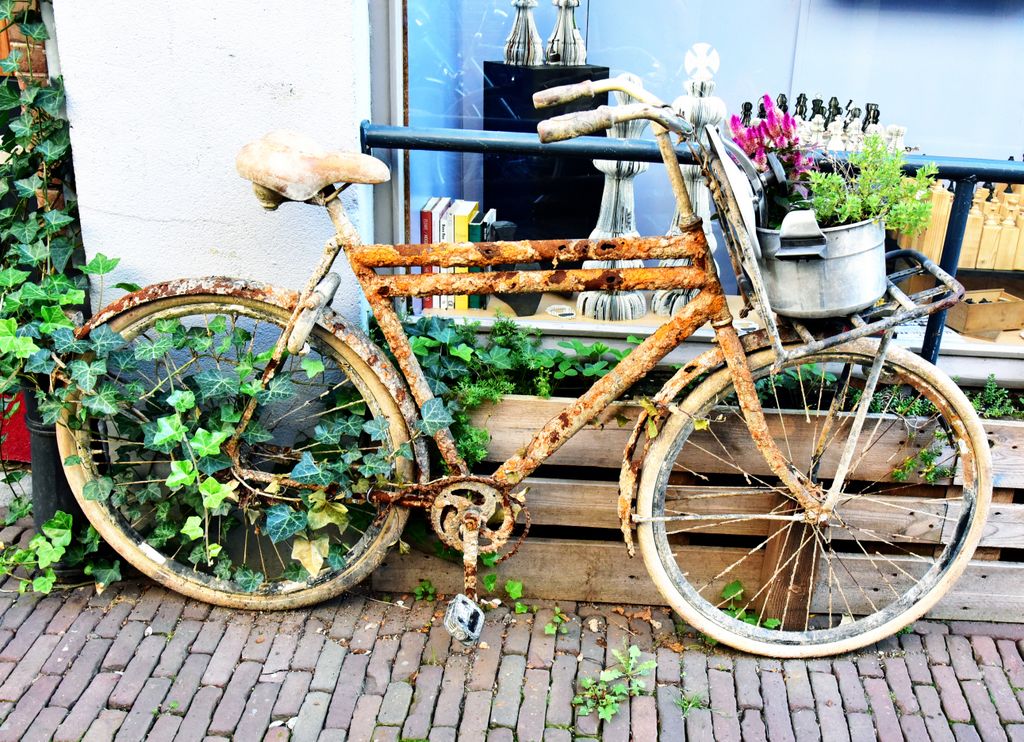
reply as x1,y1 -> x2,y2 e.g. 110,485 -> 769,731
428,196 -> 452,309
416,197 -> 440,312
468,208 -> 497,310
448,200 -> 479,311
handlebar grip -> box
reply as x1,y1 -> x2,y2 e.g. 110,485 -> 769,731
537,106 -> 616,143
533,80 -> 596,109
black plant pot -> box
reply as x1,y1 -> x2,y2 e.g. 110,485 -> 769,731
22,384 -> 86,580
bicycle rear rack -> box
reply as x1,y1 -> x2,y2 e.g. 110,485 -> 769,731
771,248 -> 964,365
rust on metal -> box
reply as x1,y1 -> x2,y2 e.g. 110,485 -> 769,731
494,285 -> 725,488
364,265 -> 708,299
350,230 -> 705,269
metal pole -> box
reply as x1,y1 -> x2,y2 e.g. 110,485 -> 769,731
921,177 -> 976,364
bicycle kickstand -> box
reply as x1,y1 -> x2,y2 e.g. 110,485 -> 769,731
443,512 -> 486,646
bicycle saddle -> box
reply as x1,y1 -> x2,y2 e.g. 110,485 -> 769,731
236,130 -> 390,208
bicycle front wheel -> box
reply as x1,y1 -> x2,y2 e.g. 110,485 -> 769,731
636,338 -> 991,657
58,287 -> 415,609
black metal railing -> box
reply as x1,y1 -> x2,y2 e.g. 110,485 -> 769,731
361,121 -> 1024,362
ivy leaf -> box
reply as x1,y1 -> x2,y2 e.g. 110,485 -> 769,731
300,356 -> 325,379
41,209 -> 74,232
38,304 -> 72,334
82,253 -> 120,276
358,451 -> 392,478
0,267 -> 29,288
166,389 -> 196,412
24,349 -> 55,374
13,174 -> 43,199
427,320 -> 457,345
289,452 -> 333,487
199,477 -> 237,511
35,136 -> 69,163
326,544 -> 347,571
234,566 -> 264,592
82,476 -> 114,502
0,50 -> 21,75
482,573 -> 498,593
41,511 -> 74,548
505,579 -> 524,600
194,368 -> 241,402
241,421 -> 273,444
256,374 -> 295,405
290,534 -> 329,577
361,417 -> 390,443
9,111 -> 33,142
166,460 -> 197,490
180,516 -> 204,541
307,490 -> 349,531
146,522 -> 178,549
264,505 -> 307,544
68,359 -> 106,393
88,325 -> 127,357
151,415 -> 187,448
18,22 -> 48,41
416,398 -> 454,436
81,383 -> 120,416
189,427 -> 231,458
50,327 -> 89,354
85,560 -> 121,592
721,579 -> 744,601
134,335 -> 173,361
450,344 -> 474,362
32,569 -> 56,593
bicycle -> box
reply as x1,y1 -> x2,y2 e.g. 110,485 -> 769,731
55,77 -> 991,658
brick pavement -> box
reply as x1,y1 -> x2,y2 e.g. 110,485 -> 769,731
0,520 -> 1023,739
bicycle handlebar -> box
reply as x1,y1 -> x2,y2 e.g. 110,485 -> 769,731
537,103 -> 694,143
533,74 -> 667,110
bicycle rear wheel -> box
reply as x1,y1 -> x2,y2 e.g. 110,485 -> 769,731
58,288 -> 416,609
636,338 -> 991,657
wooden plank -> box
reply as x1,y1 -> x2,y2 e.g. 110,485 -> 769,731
522,476 -> 1024,549
374,537 -> 1024,622
473,396 -> 967,484
373,537 -> 760,606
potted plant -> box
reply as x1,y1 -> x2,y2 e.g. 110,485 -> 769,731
728,95 -> 937,318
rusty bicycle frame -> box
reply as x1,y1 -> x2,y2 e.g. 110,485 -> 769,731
243,110 -> 817,601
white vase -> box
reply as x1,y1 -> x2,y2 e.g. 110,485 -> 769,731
504,0 -> 543,66
546,0 -> 586,66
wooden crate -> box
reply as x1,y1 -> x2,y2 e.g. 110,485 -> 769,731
946,289 -> 1024,340
373,396 -> 1024,621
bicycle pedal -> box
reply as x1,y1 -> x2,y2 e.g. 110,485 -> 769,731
444,594 -> 485,646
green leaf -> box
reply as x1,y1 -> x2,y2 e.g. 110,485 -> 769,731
24,349 -> 55,374
544,623 -> 557,636
256,374 -> 295,405
38,304 -> 72,333
18,22 -> 48,41
763,617 -> 781,630
41,209 -> 74,232
50,327 -> 89,354
84,560 -> 121,589
68,359 -> 106,393
42,511 -> 74,548
264,505 -> 308,544
81,384 -> 120,416
63,455 -> 82,466
194,368 -> 241,402
505,579 -> 524,600
290,452 -> 333,488
481,573 -> 497,593
721,579 -> 744,602
166,460 -> 197,490
166,389 -> 196,412
134,335 -> 173,361
0,267 -> 29,288
82,253 -> 120,275
361,417 -> 390,443
152,415 -> 187,447
13,174 -> 43,199
189,427 -> 231,458
450,343 -> 474,362
180,516 -> 204,541
300,356 -> 325,379
35,136 -> 69,163
32,569 -> 56,594
87,325 -> 127,357
416,397 -> 453,436
326,544 -> 347,571
234,566 -> 264,592
199,477 -> 236,510
0,49 -> 21,74
82,476 -> 113,502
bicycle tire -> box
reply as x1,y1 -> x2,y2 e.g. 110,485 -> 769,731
636,338 -> 991,657
57,286 -> 419,610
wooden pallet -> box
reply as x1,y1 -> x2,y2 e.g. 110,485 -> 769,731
373,396 -> 1024,621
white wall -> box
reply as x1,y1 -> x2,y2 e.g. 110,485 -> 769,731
50,1 -> 375,322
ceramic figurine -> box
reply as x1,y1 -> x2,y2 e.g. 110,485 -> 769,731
652,43 -> 726,317
886,124 -> 906,153
546,0 -> 586,66
504,0 -> 543,66
576,74 -> 648,321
